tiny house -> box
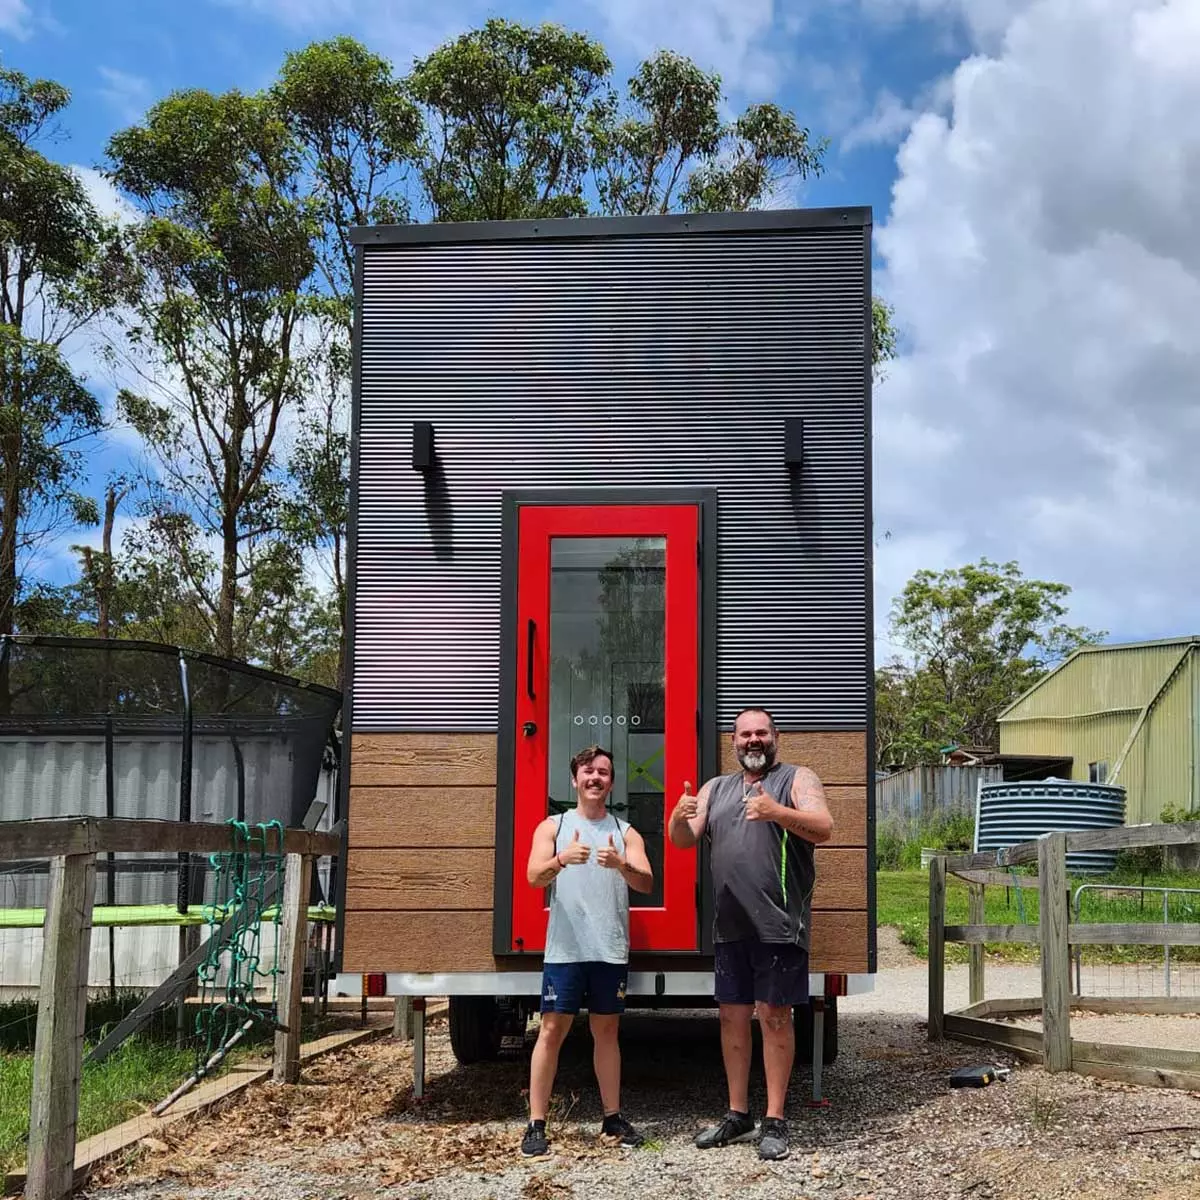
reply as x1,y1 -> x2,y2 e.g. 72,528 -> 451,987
332,208 -> 876,1068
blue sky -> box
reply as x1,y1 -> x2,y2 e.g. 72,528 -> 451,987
4,0 -> 1199,654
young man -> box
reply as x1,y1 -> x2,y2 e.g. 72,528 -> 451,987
521,744 -> 654,1157
668,707 -> 834,1161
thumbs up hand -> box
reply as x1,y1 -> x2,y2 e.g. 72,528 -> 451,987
673,780 -> 699,822
744,781 -> 779,822
597,831 -> 625,871
559,827 -> 591,865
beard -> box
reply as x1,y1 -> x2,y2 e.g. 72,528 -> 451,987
737,742 -> 776,773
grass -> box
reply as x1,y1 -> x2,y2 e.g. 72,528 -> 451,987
0,1037 -> 198,1176
0,993 -> 312,1178
877,868 -> 1200,964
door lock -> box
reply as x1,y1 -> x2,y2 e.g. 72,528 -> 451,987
522,721 -> 538,737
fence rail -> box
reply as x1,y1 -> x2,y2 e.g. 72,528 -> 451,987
0,817 -> 342,1200
929,821 -> 1200,1090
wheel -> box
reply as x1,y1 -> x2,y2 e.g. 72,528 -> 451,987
448,995 -> 503,1064
794,995 -> 838,1066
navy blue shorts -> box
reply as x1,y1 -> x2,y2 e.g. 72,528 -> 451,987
540,962 -> 628,1015
714,939 -> 810,1008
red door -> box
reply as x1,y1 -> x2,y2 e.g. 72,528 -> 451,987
510,503 -> 700,952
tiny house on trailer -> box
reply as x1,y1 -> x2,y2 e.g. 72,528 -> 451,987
333,207 -> 876,1080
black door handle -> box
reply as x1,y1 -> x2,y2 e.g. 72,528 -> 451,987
526,618 -> 536,699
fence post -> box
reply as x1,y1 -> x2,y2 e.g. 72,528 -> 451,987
274,851 -> 313,1084
1038,832 -> 1072,1072
27,852 -> 97,1200
968,882 -> 985,1007
928,854 -> 946,1040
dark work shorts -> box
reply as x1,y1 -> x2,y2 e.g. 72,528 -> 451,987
541,961 -> 628,1015
714,939 -> 810,1008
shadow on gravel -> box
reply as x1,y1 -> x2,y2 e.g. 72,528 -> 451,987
385,1008 -> 1012,1150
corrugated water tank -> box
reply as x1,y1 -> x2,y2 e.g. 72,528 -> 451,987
974,778 -> 1126,875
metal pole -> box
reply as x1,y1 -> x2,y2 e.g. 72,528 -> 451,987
1164,890 -> 1172,998
176,652 -> 193,1048
105,716 -> 117,1003
176,652 -> 194,913
413,997 -> 427,1099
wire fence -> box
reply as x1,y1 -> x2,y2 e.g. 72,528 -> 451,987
1073,881 -> 1200,1000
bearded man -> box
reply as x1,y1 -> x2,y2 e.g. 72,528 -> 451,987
667,707 -> 834,1162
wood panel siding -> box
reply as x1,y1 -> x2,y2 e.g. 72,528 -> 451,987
343,909 -> 870,975
343,731 -> 871,976
345,846 -> 866,914
348,784 -> 865,849
349,734 -> 497,787
348,788 -> 496,848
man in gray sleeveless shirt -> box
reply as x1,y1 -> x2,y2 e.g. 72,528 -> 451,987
668,708 -> 833,1161
520,744 -> 654,1158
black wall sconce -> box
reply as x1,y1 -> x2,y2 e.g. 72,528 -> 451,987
784,417 -> 804,468
412,421 -> 435,471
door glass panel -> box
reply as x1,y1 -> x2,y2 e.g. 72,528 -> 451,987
547,535 -> 665,908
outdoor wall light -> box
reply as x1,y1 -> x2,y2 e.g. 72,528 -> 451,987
784,417 -> 804,468
412,421 -> 435,470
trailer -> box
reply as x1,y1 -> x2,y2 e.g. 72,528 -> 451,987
332,207 -> 876,1091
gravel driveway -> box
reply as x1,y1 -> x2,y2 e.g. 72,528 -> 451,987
83,952 -> 1200,1200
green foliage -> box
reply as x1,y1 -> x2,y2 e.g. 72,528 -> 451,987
876,559 -> 1105,769
875,811 -> 975,871
682,102 -> 827,213
409,19 -> 611,222
871,296 -> 897,381
108,87 -> 323,661
273,36 -> 420,297
0,64 -> 131,634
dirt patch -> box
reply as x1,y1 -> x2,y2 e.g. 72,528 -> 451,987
80,1002 -> 1200,1200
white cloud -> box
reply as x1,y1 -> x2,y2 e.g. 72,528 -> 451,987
861,0 -> 1038,48
71,165 -> 139,226
577,0 -> 808,97
97,67 -> 152,124
874,0 -> 1200,645
0,0 -> 31,39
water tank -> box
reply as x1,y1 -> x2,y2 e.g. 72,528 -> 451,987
974,778 -> 1126,875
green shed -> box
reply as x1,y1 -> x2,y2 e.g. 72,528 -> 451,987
997,637 -> 1200,826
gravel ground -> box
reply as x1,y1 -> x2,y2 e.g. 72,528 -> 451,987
82,949 -> 1200,1200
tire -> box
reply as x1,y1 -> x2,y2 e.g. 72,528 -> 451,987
794,995 -> 838,1067
448,995 -> 503,1064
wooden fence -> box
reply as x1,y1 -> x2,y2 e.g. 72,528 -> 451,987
0,817 -> 342,1200
929,821 -> 1200,1089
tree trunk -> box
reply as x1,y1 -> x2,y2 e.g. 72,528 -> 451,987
96,485 -> 121,637
218,512 -> 238,661
0,401 -> 20,637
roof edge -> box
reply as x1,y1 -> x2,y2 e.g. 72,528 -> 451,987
997,636 -> 1199,721
350,206 -> 873,247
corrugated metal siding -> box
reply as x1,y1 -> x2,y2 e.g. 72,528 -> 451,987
1000,641 -> 1196,719
876,764 -> 1002,833
353,225 -> 869,731
0,737 -> 337,990
1140,658 -> 1195,823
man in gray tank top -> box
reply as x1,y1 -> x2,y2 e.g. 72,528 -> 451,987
520,744 -> 654,1158
668,708 -> 833,1161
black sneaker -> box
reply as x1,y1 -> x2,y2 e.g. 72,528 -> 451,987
521,1120 -> 549,1157
758,1116 -> 789,1161
694,1110 -> 756,1149
600,1112 -> 644,1148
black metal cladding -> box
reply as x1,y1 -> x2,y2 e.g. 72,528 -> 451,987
352,212 -> 871,732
